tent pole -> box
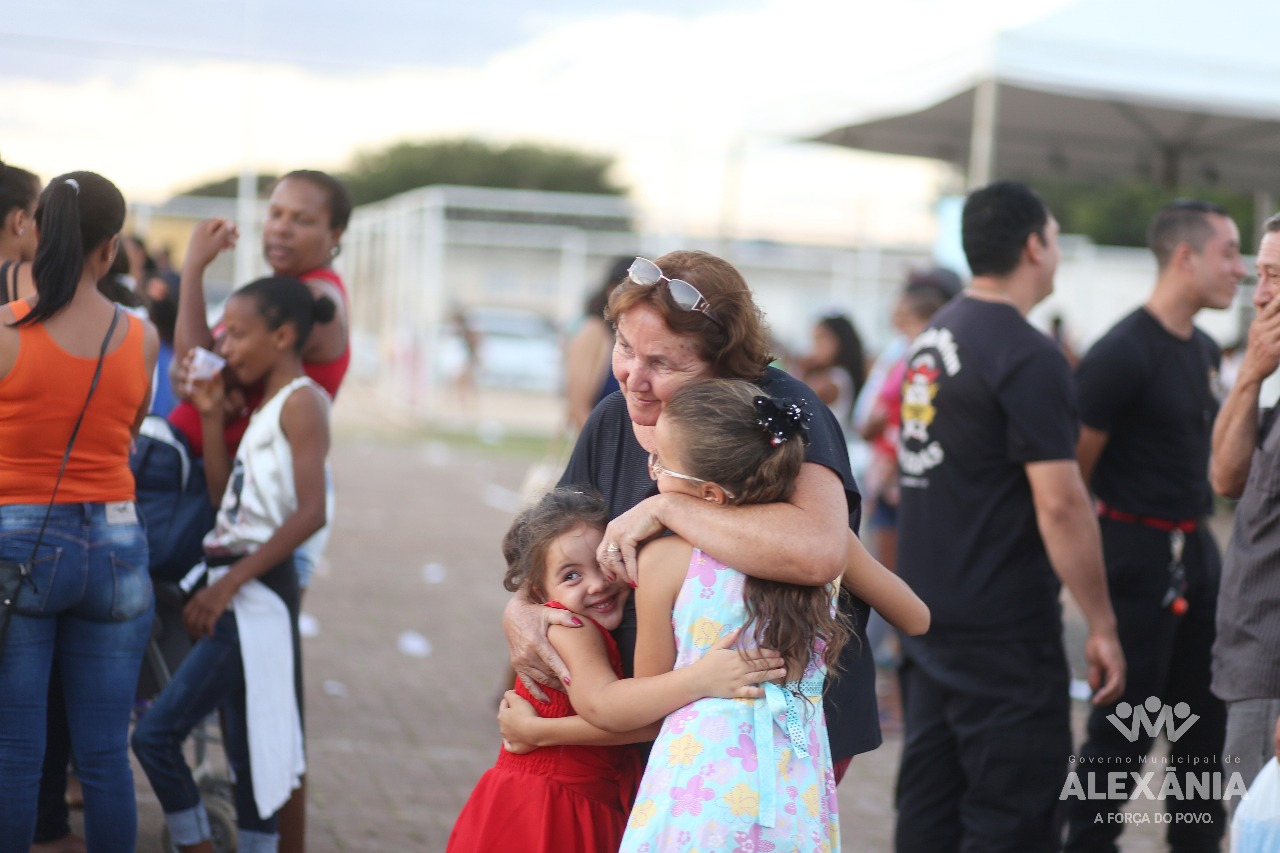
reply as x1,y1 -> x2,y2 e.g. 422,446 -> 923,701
1256,189 -> 1276,243
968,78 -> 999,189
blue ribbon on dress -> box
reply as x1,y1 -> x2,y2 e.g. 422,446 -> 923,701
753,677 -> 824,827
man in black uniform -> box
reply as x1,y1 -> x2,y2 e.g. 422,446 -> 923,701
894,181 -> 1125,853
1065,200 -> 1245,851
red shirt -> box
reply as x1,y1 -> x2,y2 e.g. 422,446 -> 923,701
168,268 -> 349,455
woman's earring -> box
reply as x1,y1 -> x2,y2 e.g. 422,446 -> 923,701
329,244 -> 341,260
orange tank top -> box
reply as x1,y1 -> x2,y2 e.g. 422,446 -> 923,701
0,300 -> 148,504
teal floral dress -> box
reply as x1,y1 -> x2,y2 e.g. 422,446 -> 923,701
620,548 -> 840,853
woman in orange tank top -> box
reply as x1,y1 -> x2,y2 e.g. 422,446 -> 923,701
0,171 -> 159,851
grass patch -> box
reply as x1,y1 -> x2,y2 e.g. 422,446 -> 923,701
335,422 -> 562,462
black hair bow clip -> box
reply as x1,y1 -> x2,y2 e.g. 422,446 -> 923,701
754,396 -> 811,447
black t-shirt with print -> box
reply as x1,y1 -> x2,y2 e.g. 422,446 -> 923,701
1076,308 -> 1221,520
560,365 -> 880,759
897,297 -> 1078,641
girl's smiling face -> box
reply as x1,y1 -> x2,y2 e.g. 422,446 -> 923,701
542,522 -> 628,630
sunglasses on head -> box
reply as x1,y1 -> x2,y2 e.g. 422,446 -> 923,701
628,257 -> 723,328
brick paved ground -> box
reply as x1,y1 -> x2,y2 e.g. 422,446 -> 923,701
112,381 -> 1213,851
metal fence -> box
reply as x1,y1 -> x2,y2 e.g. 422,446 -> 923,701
132,185 -> 1256,427
337,185 -> 939,422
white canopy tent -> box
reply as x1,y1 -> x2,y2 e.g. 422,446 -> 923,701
809,0 -> 1280,195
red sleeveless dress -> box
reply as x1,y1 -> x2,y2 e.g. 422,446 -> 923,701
447,603 -> 642,852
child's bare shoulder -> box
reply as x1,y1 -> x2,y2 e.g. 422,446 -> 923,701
638,534 -> 695,580
283,380 -> 331,414
548,616 -> 608,655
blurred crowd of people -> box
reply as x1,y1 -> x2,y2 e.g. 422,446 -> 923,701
0,162 -> 351,853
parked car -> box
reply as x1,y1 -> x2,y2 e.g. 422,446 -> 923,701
437,307 -> 561,393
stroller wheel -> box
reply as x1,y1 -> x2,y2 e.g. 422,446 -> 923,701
205,794 -> 238,853
158,791 -> 239,853
197,768 -> 235,803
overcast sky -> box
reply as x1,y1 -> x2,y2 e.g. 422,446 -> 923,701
0,0 -> 1070,244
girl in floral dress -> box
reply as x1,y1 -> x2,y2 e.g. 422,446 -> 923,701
621,380 -> 852,853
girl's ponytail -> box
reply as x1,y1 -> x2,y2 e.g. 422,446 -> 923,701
234,276 -> 337,352
313,294 -> 337,326
24,171 -> 126,326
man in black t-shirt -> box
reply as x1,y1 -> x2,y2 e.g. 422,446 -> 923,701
894,181 -> 1125,853
1064,201 -> 1244,851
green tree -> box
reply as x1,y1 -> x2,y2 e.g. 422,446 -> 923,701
1031,179 -> 1258,252
174,139 -> 624,205
342,139 -> 625,205
176,174 -> 280,198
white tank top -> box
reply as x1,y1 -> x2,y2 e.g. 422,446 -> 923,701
204,376 -> 330,557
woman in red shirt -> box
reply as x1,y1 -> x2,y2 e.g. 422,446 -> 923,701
169,170 -> 352,455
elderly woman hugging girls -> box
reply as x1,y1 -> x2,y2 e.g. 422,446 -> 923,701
132,276 -> 334,853
509,379 -> 928,851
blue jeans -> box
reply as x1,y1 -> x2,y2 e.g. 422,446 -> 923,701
0,502 -> 152,851
132,610 -> 280,845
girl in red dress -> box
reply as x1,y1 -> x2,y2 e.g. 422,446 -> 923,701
447,488 -> 781,853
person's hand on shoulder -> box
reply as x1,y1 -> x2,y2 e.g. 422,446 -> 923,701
598,494 -> 672,586
502,593 -> 582,703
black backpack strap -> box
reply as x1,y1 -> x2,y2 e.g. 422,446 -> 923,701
0,261 -> 12,304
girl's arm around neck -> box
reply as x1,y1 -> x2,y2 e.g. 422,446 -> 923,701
565,536 -> 784,734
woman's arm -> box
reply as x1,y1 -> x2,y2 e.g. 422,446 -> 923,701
841,530 -> 929,635
502,589 -> 583,702
602,461 -> 849,587
183,385 -> 330,638
173,219 -> 237,362
131,317 -> 161,435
